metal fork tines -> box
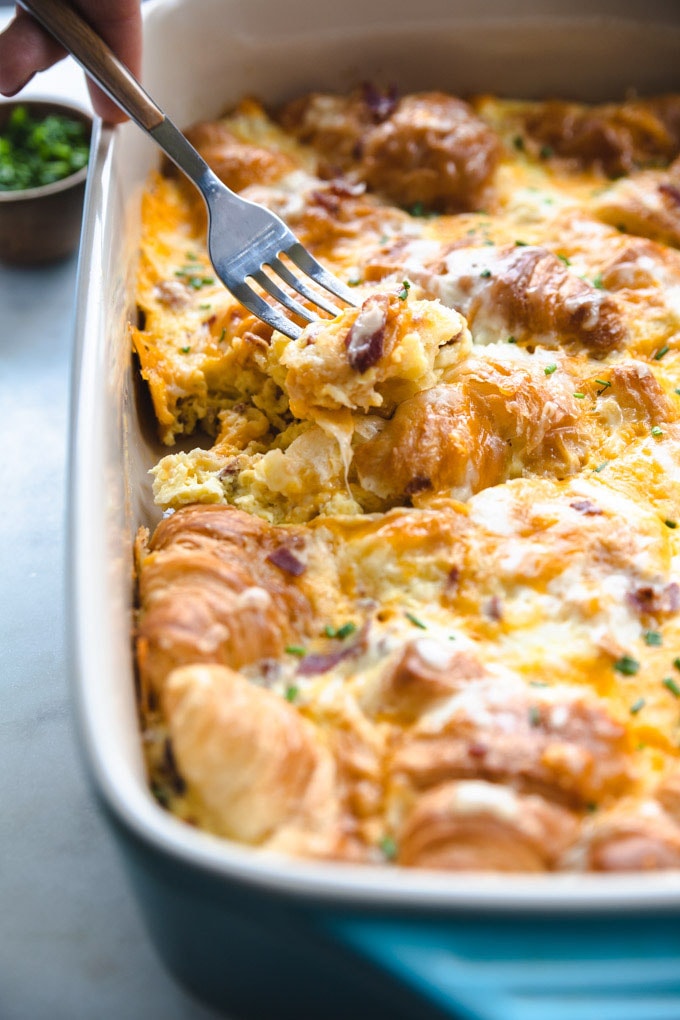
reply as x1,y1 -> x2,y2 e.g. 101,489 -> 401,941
154,120 -> 357,340
17,0 -> 356,341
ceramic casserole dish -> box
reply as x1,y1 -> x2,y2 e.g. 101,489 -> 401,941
68,1 -> 680,1017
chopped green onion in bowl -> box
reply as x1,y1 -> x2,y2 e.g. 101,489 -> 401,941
0,104 -> 90,192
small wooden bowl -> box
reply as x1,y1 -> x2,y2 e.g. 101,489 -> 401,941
0,98 -> 93,265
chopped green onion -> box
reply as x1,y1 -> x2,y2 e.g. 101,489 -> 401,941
654,345 -> 670,360
644,630 -> 662,646
613,655 -> 640,676
285,645 -> 306,657
480,268 -> 492,278
324,622 -> 357,639
593,460 -> 609,473
557,254 -> 571,266
515,239 -> 528,246
673,658 -> 680,671
651,426 -> 664,437
284,685 -> 299,702
397,279 -> 411,300
630,697 -> 646,715
405,611 -> 427,629
179,345 -> 191,354
378,835 -> 398,860
665,519 -> 678,529
544,364 -> 557,375
592,273 -> 605,289
595,379 -> 611,389
507,336 -> 517,344
662,677 -> 680,698
573,392 -> 586,399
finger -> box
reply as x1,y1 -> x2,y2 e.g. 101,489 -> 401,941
0,9 -> 65,96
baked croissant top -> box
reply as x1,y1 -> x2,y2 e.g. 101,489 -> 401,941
133,86 -> 680,872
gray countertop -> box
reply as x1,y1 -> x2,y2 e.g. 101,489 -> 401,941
0,22 -> 223,1020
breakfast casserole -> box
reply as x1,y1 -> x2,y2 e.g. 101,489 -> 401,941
132,85 -> 680,872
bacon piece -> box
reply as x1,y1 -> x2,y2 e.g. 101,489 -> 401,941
345,293 -> 388,372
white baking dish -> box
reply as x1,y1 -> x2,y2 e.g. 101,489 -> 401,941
68,2 -> 680,1017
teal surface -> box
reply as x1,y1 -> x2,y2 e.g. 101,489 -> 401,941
329,914 -> 680,1020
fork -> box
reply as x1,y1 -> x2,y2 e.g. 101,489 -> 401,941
17,0 -> 356,339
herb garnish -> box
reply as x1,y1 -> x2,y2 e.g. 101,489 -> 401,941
397,280 -> 411,300
613,655 -> 640,676
378,835 -> 398,860
544,364 -> 557,376
285,645 -> 306,657
654,345 -> 670,361
662,677 -> 680,698
644,631 -> 662,646
630,697 -> 646,715
405,611 -> 427,629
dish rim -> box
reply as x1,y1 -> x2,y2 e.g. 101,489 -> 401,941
68,0 -> 680,915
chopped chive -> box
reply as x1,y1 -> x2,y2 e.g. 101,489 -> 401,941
378,835 -> 398,860
654,345 -> 670,360
515,239 -> 528,246
218,327 -> 227,342
480,269 -> 492,279
651,426 -> 664,437
544,363 -> 557,375
285,645 -> 306,657
185,251 -> 198,261
644,630 -> 662,646
348,277 -> 362,287
284,685 -> 299,702
592,273 -> 605,289
613,655 -> 640,676
507,335 -> 517,343
675,388 -> 680,396
557,254 -> 571,266
573,392 -> 586,399
405,611 -> 427,629
673,658 -> 680,671
179,345 -> 191,353
335,621 -> 357,639
397,279 -> 411,300
662,676 -> 680,698
665,519 -> 678,529
593,460 -> 609,473
595,379 -> 611,389
199,302 -> 212,310
630,697 -> 646,715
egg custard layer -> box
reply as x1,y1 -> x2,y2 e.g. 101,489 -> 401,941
134,88 -> 680,871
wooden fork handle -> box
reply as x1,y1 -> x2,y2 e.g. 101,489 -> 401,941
16,0 -> 164,130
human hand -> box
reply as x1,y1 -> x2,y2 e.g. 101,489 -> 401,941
0,1 -> 142,123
